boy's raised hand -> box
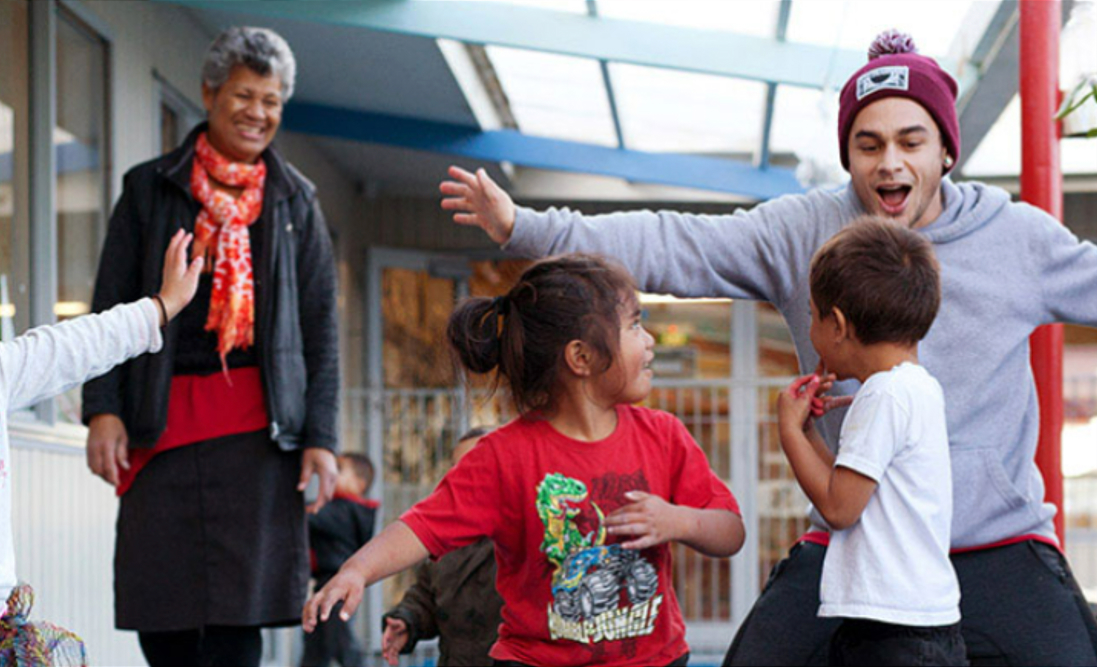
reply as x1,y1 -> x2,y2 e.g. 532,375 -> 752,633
604,490 -> 681,550
302,567 -> 367,633
158,229 -> 203,325
810,362 -> 854,417
778,374 -> 821,431
440,166 -> 516,245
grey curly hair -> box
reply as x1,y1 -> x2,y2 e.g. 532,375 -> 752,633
201,26 -> 296,101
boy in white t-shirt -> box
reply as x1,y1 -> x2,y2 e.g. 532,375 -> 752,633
777,217 -> 966,666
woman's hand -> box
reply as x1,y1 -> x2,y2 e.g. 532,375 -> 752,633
300,447 -> 338,514
86,414 -> 129,486
604,490 -> 683,550
302,567 -> 367,633
157,229 -> 204,324
440,166 -> 516,245
381,617 -> 410,666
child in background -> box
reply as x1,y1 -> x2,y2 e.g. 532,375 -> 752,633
301,453 -> 379,667
304,254 -> 745,667
381,427 -> 503,667
777,218 -> 965,666
0,230 -> 201,665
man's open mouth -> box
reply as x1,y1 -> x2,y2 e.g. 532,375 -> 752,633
876,184 -> 912,215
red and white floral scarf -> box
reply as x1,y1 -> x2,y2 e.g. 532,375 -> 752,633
190,132 -> 267,371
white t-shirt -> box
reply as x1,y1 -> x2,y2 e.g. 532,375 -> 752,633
818,362 -> 960,626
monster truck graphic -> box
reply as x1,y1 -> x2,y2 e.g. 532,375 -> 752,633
536,473 -> 659,623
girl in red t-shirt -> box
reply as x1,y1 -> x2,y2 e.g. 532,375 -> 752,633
303,254 -> 745,667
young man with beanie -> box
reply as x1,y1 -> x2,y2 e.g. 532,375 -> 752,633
439,29 -> 1097,666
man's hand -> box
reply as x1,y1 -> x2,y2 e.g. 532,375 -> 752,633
440,166 -> 516,245
299,447 -> 338,514
381,617 -> 410,666
86,414 -> 129,486
604,490 -> 682,550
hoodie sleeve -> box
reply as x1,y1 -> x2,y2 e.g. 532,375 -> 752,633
504,191 -> 835,311
1031,209 -> 1097,327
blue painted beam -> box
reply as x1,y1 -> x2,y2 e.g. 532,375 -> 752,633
282,102 -> 803,199
152,0 -> 890,89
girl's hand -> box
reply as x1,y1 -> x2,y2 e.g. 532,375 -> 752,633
302,567 -> 366,633
604,491 -> 681,550
157,229 -> 204,324
382,617 -> 410,666
778,374 -> 821,431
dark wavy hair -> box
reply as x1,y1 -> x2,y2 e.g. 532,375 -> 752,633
447,254 -> 638,416
810,216 -> 941,345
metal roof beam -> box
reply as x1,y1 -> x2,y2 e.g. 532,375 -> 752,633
756,0 -> 792,168
281,101 -> 804,199
153,0 -> 897,89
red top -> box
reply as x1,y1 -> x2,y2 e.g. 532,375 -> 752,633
116,367 -> 269,496
402,405 -> 740,667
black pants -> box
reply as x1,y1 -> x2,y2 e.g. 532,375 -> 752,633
724,540 -> 1097,666
138,626 -> 262,667
830,619 -> 967,666
300,601 -> 365,667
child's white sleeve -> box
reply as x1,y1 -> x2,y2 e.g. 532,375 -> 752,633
0,298 -> 162,412
834,390 -> 909,482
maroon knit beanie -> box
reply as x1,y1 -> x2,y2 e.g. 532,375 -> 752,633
838,30 -> 960,173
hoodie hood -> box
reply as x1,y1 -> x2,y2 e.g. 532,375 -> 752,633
917,178 -> 1012,244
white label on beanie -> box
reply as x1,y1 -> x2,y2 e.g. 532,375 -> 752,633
857,66 -> 909,100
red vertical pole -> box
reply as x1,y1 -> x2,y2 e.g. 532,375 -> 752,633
1020,0 -> 1065,545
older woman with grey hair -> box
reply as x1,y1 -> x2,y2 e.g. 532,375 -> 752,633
82,26 -> 340,667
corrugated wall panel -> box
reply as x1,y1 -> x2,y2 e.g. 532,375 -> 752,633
10,438 -> 144,666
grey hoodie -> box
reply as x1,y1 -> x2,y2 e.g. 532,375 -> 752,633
506,179 -> 1097,548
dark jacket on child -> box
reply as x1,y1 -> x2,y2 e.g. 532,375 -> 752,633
308,493 -> 378,586
382,539 -> 502,667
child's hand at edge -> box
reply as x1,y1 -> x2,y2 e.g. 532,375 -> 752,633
604,490 -> 682,550
158,229 -> 204,325
302,567 -> 367,633
382,617 -> 410,666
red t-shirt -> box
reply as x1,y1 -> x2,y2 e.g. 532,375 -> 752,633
401,405 -> 740,667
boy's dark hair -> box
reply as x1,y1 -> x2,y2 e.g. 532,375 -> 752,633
447,254 -> 637,416
339,452 -> 375,491
810,217 -> 941,346
458,426 -> 493,443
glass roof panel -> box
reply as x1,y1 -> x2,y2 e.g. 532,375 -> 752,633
597,0 -> 780,36
964,94 -> 1097,177
486,45 -> 618,146
610,63 -> 768,154
786,0 -> 983,60
453,0 -> 587,14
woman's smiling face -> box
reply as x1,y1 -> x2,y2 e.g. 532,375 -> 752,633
203,65 -> 283,164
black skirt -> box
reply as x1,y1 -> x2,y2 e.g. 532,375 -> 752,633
114,429 -> 309,632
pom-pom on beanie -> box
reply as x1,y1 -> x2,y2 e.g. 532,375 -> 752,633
838,29 -> 960,173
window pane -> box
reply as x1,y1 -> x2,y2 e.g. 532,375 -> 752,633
0,0 -> 31,340
56,8 -> 110,423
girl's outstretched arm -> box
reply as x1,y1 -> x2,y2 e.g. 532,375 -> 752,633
604,491 -> 745,557
302,521 -> 429,631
